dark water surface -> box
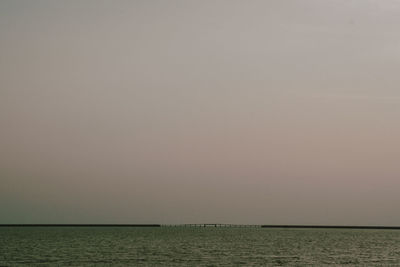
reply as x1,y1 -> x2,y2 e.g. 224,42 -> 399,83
1,227 -> 400,266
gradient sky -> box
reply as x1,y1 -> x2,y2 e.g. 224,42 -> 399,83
1,0 -> 400,225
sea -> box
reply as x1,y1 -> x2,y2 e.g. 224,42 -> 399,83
1,226 -> 400,266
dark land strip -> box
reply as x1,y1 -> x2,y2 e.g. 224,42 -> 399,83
1,224 -> 400,229
261,225 -> 400,230
0,224 -> 161,227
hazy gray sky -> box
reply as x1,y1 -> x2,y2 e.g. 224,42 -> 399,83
1,0 -> 400,225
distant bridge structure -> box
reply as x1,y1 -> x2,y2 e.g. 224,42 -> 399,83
162,224 -> 261,228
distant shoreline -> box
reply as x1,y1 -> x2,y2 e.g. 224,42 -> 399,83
1,224 -> 400,229
261,225 -> 400,230
0,224 -> 161,227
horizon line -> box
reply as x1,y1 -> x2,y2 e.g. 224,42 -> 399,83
1,224 -> 400,230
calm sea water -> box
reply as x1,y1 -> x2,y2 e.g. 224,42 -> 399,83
1,227 -> 400,266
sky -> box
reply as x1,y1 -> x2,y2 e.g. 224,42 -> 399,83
1,0 -> 400,225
